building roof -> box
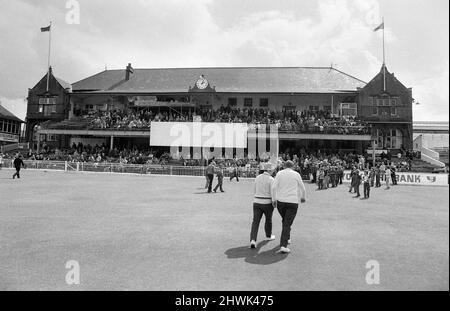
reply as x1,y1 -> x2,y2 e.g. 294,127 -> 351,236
55,77 -> 72,90
0,104 -> 23,123
72,67 -> 366,94
413,121 -> 449,132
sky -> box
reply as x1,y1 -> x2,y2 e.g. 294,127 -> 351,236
0,0 -> 448,121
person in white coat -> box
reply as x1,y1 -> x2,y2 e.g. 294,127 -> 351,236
272,160 -> 306,254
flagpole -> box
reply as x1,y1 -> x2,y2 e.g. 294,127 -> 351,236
382,16 -> 386,91
46,21 -> 52,93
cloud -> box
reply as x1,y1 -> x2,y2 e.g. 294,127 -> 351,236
412,64 -> 449,121
0,0 -> 447,122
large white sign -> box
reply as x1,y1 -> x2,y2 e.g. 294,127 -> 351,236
342,170 -> 448,186
150,122 -> 248,148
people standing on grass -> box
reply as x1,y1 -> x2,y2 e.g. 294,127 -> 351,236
249,163 -> 276,248
354,169 -> 362,197
213,164 -> 225,193
0,152 -> 4,170
272,160 -> 306,254
375,166 -> 381,187
385,165 -> 392,190
230,163 -> 240,182
391,165 -> 397,185
362,170 -> 371,199
205,161 -> 215,193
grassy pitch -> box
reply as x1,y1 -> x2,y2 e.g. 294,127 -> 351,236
0,169 -> 448,290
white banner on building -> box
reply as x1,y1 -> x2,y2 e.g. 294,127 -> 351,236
150,122 -> 248,148
342,170 -> 448,186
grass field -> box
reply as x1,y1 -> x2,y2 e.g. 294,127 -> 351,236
0,169 -> 448,291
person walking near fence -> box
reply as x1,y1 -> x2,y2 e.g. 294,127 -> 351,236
213,164 -> 225,193
12,154 -> 26,179
272,160 -> 306,254
230,164 -> 240,182
249,163 -> 275,248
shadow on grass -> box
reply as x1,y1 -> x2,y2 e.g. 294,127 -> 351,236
225,240 -> 288,265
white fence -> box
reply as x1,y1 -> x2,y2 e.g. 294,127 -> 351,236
2,160 -> 261,178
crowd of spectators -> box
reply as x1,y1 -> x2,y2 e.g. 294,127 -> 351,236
86,106 -> 370,135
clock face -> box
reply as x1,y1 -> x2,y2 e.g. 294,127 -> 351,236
196,77 -> 209,89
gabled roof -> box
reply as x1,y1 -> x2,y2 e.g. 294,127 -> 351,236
0,104 -> 24,123
55,77 -> 71,90
72,67 -> 366,94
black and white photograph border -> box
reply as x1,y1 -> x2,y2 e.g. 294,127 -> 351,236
0,0 -> 448,298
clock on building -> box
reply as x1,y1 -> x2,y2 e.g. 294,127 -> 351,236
196,75 -> 209,89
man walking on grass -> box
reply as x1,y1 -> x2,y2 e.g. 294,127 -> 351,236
249,163 -> 276,248
272,160 -> 306,254
12,154 -> 26,179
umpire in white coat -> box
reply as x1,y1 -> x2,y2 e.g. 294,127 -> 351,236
272,160 -> 306,254
249,163 -> 276,248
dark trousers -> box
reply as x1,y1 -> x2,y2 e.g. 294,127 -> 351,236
213,176 -> 224,192
276,201 -> 298,248
339,174 -> 343,184
363,183 -> 370,198
391,173 -> 397,185
12,168 -> 20,179
318,179 -> 323,190
207,174 -> 214,192
355,183 -> 360,196
230,172 -> 239,181
250,203 -> 274,241
375,175 -> 381,187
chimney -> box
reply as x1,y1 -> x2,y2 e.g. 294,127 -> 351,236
125,63 -> 134,81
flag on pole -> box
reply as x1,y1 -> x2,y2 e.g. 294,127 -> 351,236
41,25 -> 51,32
373,22 -> 384,32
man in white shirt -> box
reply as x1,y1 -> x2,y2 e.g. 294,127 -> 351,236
250,163 -> 276,248
272,160 -> 306,254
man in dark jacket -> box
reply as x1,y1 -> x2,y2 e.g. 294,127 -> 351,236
13,154 -> 26,179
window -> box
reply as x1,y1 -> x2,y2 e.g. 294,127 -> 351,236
309,105 -> 319,111
38,97 -> 57,116
372,107 -> 378,115
390,98 -> 397,106
244,98 -> 253,107
368,97 -> 373,105
381,107 -> 389,116
390,107 -> 398,116
340,103 -> 357,116
228,98 -> 237,107
323,105 -> 331,111
259,98 -> 268,107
